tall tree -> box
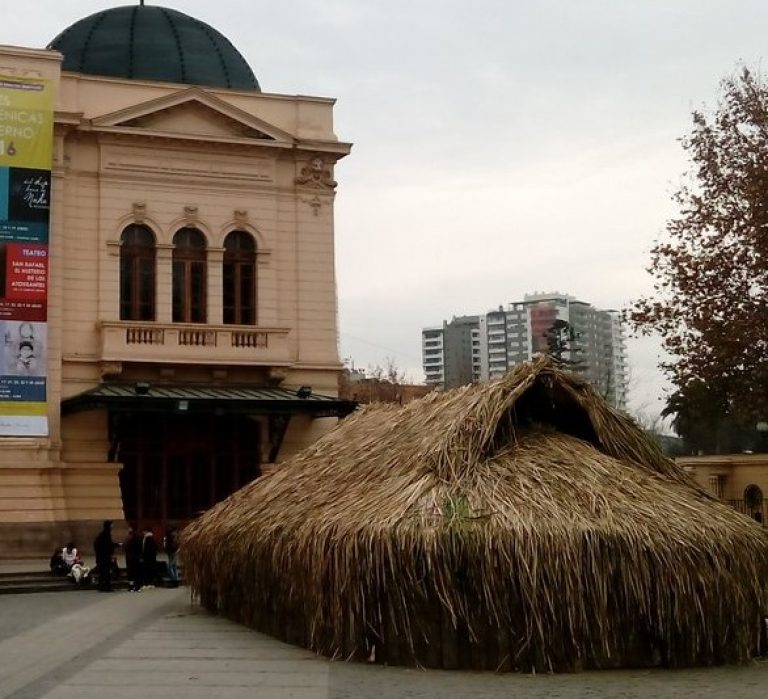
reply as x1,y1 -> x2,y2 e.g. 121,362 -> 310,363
661,380 -> 754,454
630,67 -> 768,423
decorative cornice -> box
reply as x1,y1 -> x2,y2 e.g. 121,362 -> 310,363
0,47 -> 62,65
289,362 -> 346,372
74,128 -> 351,159
297,140 -> 353,157
85,125 -> 293,150
54,111 -> 83,126
62,73 -> 337,105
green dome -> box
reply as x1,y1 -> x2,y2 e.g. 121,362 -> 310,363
48,5 -> 260,91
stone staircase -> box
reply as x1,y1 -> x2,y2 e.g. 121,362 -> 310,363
0,557 -> 182,594
0,569 -> 134,594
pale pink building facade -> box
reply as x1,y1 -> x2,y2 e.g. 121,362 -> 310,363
0,6 -> 353,555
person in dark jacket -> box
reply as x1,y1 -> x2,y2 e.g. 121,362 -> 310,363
163,526 -> 179,587
49,548 -> 67,576
124,526 -> 142,591
93,520 -> 117,592
141,529 -> 158,588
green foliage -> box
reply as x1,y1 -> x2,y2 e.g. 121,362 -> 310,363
663,380 -> 759,454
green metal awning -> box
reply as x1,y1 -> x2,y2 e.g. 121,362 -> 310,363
61,383 -> 357,418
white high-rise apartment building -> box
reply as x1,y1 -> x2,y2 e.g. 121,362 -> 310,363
422,316 -> 482,389
422,326 -> 445,387
421,292 -> 628,410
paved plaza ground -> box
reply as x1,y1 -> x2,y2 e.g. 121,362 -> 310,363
0,590 -> 767,699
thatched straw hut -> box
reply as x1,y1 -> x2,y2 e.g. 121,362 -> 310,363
182,359 -> 768,671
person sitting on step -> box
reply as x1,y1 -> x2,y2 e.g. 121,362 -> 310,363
61,542 -> 90,585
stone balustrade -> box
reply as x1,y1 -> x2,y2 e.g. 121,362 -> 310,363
99,321 -> 291,366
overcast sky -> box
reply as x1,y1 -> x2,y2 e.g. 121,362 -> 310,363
4,1 -> 767,416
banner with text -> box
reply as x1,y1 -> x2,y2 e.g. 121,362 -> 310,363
0,76 -> 52,436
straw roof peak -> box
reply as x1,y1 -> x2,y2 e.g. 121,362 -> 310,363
300,356 -> 682,486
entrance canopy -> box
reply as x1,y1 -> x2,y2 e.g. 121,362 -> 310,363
62,383 -> 357,418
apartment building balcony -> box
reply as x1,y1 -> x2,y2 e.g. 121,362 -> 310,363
99,321 -> 292,366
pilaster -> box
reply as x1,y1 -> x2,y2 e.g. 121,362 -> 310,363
156,244 -> 173,323
207,247 -> 224,325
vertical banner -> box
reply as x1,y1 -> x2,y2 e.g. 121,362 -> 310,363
0,76 -> 52,436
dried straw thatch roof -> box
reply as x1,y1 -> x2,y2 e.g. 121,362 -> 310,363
182,358 -> 768,671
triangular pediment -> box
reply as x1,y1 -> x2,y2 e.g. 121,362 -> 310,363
90,88 -> 295,144
119,101 -> 276,140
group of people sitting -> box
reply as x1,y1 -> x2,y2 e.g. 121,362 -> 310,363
49,522 -> 180,591
49,542 -> 91,584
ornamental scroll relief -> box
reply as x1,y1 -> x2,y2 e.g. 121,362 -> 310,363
300,195 -> 331,217
294,155 -> 337,190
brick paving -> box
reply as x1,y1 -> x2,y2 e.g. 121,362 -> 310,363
1,588 -> 767,699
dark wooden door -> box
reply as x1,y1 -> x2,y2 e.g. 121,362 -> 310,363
117,413 -> 261,536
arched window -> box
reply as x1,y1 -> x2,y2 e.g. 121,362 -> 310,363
744,484 -> 764,523
223,231 -> 257,325
172,228 -> 207,323
744,484 -> 763,507
120,224 -> 156,321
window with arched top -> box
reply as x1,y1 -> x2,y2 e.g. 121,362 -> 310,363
120,224 -> 156,321
223,231 -> 257,325
745,484 -> 763,508
172,227 -> 207,323
744,484 -> 764,523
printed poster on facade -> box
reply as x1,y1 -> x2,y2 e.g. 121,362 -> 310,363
0,76 -> 52,436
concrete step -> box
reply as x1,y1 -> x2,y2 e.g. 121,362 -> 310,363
0,570 -> 130,595
0,571 -> 48,580
0,568 -> 182,594
0,580 -> 101,594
